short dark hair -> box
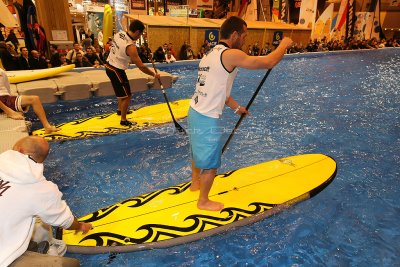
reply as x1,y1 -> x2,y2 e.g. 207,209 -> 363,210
129,20 -> 145,33
220,16 -> 247,39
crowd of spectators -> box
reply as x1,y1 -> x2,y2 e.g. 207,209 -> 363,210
246,37 -> 399,56
0,29 -> 108,71
2,30 -> 399,71
286,37 -> 399,54
138,40 -> 213,64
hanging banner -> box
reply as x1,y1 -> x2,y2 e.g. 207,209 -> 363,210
345,0 -> 356,41
131,0 -> 146,10
298,0 -> 318,29
289,0 -> 301,24
312,3 -> 334,40
332,0 -> 348,40
243,0 -> 257,21
205,29 -> 219,47
197,0 -> 213,10
86,5 -> 104,37
280,0 -> 289,23
112,0 -> 129,32
271,0 -> 281,22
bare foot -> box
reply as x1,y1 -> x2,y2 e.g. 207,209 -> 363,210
197,200 -> 224,211
7,111 -> 24,120
190,179 -> 200,191
44,126 -> 61,134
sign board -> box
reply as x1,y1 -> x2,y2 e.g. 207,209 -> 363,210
169,5 -> 189,17
51,30 -> 68,41
205,29 -> 219,47
272,31 -> 283,46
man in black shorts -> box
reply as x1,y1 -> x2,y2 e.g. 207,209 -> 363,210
105,20 -> 160,126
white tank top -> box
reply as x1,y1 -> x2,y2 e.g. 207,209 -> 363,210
190,44 -> 238,118
107,31 -> 135,70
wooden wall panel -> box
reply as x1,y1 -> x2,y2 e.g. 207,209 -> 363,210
35,0 -> 73,42
147,26 -> 190,59
146,26 -> 310,58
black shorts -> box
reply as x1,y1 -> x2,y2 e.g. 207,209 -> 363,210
105,63 -> 131,98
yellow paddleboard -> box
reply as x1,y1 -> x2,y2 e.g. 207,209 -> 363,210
57,154 -> 337,254
7,64 -> 75,84
33,99 -> 190,141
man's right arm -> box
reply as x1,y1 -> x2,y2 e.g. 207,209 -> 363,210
67,217 -> 93,234
38,185 -> 92,234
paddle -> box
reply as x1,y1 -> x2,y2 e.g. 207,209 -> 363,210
222,68 -> 273,153
150,60 -> 186,134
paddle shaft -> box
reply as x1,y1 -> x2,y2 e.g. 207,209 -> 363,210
150,60 -> 186,133
222,68 -> 272,154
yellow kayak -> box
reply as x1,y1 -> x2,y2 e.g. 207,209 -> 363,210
7,64 -> 75,84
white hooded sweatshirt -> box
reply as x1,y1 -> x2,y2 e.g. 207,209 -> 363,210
0,150 -> 74,267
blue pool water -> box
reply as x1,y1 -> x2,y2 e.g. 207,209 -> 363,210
28,48 -> 399,266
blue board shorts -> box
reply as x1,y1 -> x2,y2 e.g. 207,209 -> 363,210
188,107 -> 223,169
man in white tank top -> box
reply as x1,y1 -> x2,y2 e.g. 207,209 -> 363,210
105,20 -> 160,126
188,16 -> 293,211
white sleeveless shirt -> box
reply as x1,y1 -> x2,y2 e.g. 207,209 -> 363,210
107,31 -> 135,70
190,44 -> 238,118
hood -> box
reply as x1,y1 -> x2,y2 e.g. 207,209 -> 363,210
0,150 -> 45,184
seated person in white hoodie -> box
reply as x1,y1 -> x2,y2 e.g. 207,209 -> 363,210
0,136 -> 92,267
0,68 -> 60,134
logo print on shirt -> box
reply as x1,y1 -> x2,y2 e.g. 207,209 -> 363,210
0,179 -> 11,196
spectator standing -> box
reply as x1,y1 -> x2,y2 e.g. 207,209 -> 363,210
66,42 -> 84,63
179,41 -> 188,60
49,44 -> 61,67
5,29 -> 19,51
97,28 -> 104,47
81,31 -> 92,51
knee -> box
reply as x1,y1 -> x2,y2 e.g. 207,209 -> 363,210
24,95 -> 40,103
31,95 -> 40,102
